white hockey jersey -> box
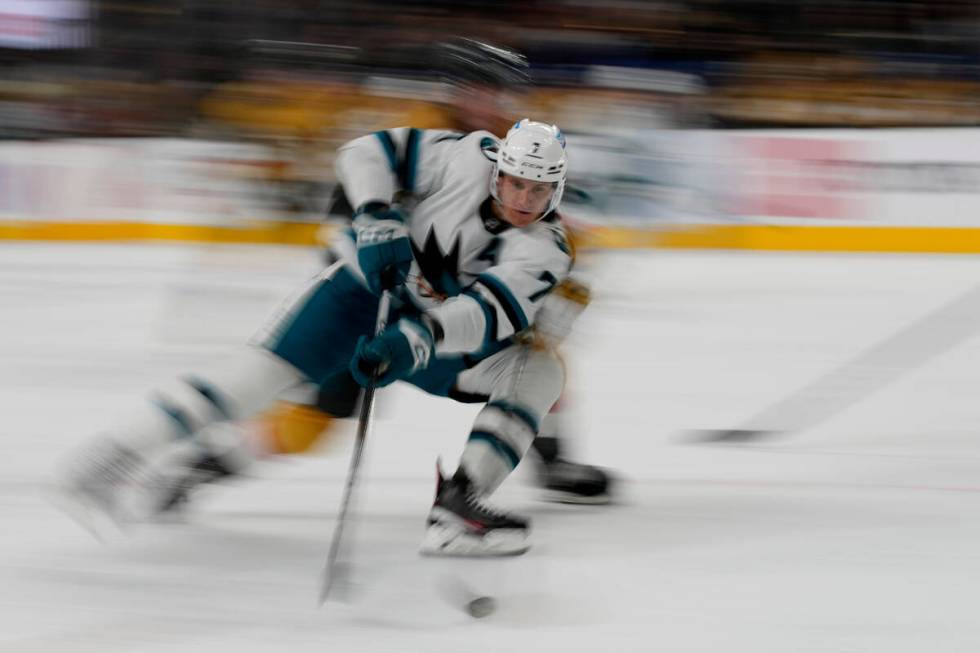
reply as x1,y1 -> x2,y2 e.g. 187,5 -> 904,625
334,127 -> 573,356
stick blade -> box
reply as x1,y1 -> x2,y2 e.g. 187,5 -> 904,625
686,428 -> 781,444
318,561 -> 354,606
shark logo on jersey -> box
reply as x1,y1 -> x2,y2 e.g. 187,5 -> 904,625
412,229 -> 462,299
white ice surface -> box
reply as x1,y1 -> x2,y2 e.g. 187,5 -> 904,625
3,242 -> 980,652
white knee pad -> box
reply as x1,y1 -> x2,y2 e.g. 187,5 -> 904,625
501,347 -> 565,418
458,346 -> 566,494
109,346 -> 306,453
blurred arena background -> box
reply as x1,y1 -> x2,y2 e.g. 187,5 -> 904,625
2,0 -> 980,251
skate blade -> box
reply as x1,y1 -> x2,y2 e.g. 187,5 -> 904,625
540,489 -> 611,505
686,429 -> 779,444
319,561 -> 359,606
44,483 -> 129,543
419,523 -> 530,558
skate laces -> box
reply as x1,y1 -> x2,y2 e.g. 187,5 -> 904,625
463,489 -> 512,522
80,442 -> 142,487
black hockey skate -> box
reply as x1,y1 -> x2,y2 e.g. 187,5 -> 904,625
156,452 -> 238,514
532,436 -> 614,505
420,464 -> 530,557
51,437 -> 152,536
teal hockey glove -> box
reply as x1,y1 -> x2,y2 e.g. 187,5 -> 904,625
350,317 -> 437,387
354,202 -> 414,294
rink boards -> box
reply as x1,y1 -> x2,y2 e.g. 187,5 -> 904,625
3,128 -> 980,252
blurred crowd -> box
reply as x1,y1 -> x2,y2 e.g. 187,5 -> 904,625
1,0 -> 979,142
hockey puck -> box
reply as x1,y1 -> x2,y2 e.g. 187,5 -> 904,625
465,596 -> 496,618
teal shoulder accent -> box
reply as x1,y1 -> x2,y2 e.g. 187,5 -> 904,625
375,128 -> 419,192
399,128 -> 420,193
433,132 -> 465,143
373,130 -> 398,173
480,136 -> 498,161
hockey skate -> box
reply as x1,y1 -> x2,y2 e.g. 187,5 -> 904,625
420,465 -> 530,557
532,436 -> 614,505
154,451 -> 238,515
50,437 -> 154,537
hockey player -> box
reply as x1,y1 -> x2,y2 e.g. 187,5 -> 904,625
160,39 -> 612,511
60,119 -> 581,556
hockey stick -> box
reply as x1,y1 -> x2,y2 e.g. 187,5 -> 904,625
690,282 -> 980,444
318,288 -> 391,605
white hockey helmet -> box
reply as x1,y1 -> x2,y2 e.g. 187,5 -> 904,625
491,118 -> 568,216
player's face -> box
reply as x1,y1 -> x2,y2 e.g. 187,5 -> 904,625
494,172 -> 555,227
